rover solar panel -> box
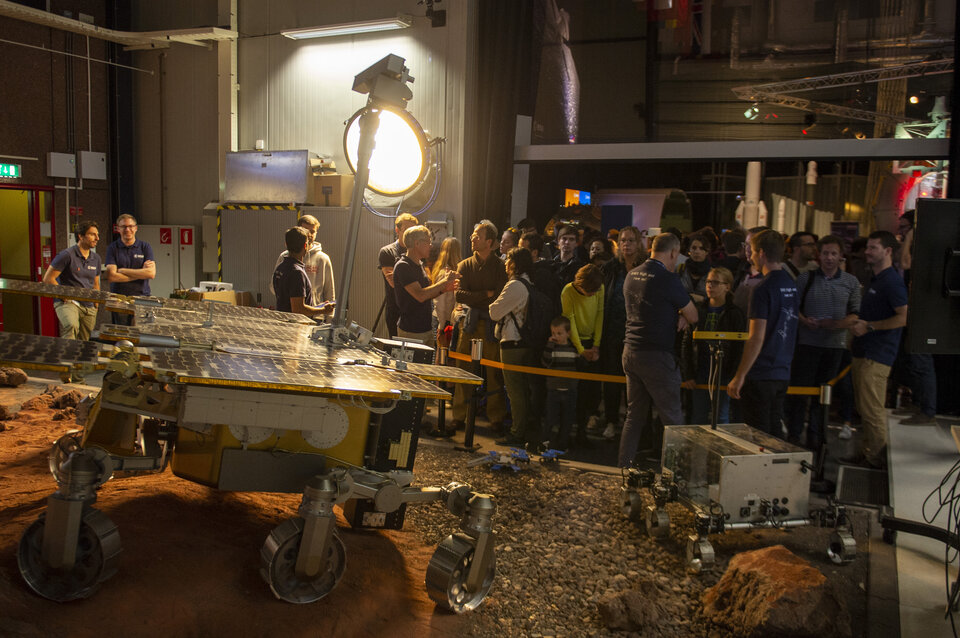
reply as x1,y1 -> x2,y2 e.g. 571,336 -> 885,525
142,349 -> 450,399
98,322 -> 313,355
138,296 -> 314,324
0,278 -> 116,305
0,332 -> 105,372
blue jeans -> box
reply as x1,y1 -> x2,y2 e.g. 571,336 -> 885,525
542,387 -> 577,450
618,349 -> 683,467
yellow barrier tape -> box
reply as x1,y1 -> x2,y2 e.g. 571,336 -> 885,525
447,350 -> 625,383
446,351 -> 853,395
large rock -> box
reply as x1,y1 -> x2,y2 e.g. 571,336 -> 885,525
20,386 -> 88,411
701,545 -> 851,638
0,367 -> 28,387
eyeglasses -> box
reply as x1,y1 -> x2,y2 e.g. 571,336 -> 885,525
118,224 -> 137,229
705,280 -> 728,286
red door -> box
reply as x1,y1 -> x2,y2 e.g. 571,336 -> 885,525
0,185 -> 57,335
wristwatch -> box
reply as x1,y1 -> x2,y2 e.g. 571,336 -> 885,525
866,323 -> 875,332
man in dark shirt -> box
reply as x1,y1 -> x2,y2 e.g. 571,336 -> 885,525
843,230 -> 908,468
618,233 -> 697,468
552,224 -> 585,289
42,220 -> 102,341
273,227 -> 333,318
727,229 -> 799,437
378,213 -> 419,337
393,225 -> 458,346
104,214 -> 155,325
450,220 -> 509,431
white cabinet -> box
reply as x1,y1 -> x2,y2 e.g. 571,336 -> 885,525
136,225 -> 197,299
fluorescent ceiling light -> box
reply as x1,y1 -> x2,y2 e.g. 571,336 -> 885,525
282,15 -> 412,40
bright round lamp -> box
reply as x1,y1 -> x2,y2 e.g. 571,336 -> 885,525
343,107 -> 428,197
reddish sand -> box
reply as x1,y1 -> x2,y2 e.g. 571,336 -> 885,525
0,384 -> 468,638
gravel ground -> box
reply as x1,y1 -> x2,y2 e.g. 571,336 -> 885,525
405,443 -> 741,638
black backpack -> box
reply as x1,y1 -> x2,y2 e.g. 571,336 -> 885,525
508,278 -> 552,352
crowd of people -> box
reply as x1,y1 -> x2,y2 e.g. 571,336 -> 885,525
43,209 -> 925,472
366,212 -> 922,471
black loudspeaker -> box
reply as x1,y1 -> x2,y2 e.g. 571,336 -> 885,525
907,198 -> 960,354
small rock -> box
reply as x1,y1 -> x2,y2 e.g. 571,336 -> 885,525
0,367 -> 28,387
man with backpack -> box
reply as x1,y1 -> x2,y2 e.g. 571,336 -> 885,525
489,247 -> 551,446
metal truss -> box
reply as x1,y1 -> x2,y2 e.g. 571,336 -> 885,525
732,59 -> 954,125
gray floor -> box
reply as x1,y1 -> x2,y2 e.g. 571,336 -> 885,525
886,411 -> 960,637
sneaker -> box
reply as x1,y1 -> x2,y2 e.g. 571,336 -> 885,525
495,435 -> 526,447
892,406 -> 919,416
602,423 -> 618,440
838,423 -> 854,440
900,413 -> 936,425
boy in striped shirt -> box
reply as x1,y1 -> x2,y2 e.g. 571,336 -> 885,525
540,316 -> 580,451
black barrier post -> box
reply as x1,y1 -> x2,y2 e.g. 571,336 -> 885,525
810,383 -> 836,494
456,339 -> 483,452
709,344 -> 724,430
436,346 -> 448,433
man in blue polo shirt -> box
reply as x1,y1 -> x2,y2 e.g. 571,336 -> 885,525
42,220 -> 102,341
618,232 -> 698,468
727,229 -> 799,438
273,227 -> 334,319
104,214 -> 155,325
843,230 -> 908,468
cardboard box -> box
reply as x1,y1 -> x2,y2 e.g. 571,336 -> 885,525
186,290 -> 237,305
314,174 -> 354,207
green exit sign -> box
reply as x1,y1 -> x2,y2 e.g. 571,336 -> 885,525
0,163 -> 21,179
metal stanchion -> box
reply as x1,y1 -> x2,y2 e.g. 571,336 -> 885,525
455,339 -> 483,452
810,383 -> 836,494
436,346 -> 448,434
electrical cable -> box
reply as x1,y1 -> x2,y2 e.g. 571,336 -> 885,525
921,457 -> 960,637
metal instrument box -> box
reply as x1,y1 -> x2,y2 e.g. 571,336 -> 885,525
224,150 -> 318,204
662,424 -> 812,525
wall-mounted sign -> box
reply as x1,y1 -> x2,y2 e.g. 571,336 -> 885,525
0,163 -> 21,178
180,228 -> 193,245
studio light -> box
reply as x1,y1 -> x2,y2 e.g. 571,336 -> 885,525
281,15 -> 412,40
909,95 -> 920,104
344,107 -> 427,196
743,104 -> 760,120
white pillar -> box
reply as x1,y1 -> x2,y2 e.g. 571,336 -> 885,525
743,161 -> 762,228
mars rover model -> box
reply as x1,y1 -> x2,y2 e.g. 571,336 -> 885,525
620,331 -> 857,572
0,279 -> 495,611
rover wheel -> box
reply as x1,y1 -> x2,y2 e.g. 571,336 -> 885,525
827,530 -> 857,565
686,536 -> 715,574
17,508 -> 121,602
260,517 -> 346,604
426,533 -> 496,613
645,506 -> 670,538
620,487 -> 644,524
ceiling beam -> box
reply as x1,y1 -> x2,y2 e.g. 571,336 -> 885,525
514,138 -> 950,163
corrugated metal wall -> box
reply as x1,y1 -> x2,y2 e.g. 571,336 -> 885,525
236,0 -> 469,230
307,206 -> 395,337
